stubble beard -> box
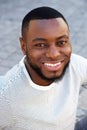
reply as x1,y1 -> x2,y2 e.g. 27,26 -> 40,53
25,55 -> 70,83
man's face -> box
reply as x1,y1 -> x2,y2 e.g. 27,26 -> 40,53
20,18 -> 72,85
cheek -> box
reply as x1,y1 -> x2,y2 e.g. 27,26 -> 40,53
63,46 -> 72,56
68,47 -> 72,56
27,50 -> 43,63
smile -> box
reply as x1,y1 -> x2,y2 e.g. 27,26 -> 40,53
44,62 -> 61,67
43,61 -> 63,71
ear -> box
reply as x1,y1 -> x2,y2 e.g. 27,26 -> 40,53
19,37 -> 26,55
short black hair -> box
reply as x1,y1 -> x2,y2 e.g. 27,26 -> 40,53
21,6 -> 68,37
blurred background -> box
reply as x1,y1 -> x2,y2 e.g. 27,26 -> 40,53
0,0 -> 87,120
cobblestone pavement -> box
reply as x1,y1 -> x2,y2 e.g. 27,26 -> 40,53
0,0 -> 87,120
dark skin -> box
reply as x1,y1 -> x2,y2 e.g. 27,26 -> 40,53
20,18 -> 72,86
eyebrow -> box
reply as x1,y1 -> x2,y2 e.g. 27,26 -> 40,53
32,35 -> 69,42
32,38 -> 46,42
56,35 -> 69,40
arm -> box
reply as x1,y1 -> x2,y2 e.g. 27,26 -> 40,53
0,77 -> 12,129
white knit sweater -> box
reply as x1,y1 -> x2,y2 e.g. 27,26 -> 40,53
0,53 -> 87,130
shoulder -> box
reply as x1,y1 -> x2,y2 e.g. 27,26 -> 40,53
70,53 -> 87,84
70,53 -> 87,68
71,53 -> 87,63
0,57 -> 25,93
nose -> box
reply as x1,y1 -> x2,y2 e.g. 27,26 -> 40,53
46,45 -> 60,60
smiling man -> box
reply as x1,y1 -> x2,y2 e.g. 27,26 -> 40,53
20,16 -> 71,86
0,6 -> 87,130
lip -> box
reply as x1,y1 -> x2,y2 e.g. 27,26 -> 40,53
43,60 -> 64,71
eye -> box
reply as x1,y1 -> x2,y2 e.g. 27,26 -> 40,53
34,43 -> 47,48
56,40 -> 67,46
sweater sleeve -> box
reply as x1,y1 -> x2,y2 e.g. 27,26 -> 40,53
71,54 -> 87,85
0,77 -> 13,129
78,56 -> 87,85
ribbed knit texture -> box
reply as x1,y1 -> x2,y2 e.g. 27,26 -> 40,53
0,53 -> 87,130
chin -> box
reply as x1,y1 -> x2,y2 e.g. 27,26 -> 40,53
43,63 -> 69,81
44,73 -> 63,81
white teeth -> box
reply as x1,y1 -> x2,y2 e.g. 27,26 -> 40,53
44,62 -> 61,67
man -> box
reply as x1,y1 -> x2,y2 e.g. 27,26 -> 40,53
0,6 -> 87,130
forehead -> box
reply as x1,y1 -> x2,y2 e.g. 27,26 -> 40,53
28,18 -> 69,35
29,18 -> 68,29
24,18 -> 69,40
28,18 -> 69,34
